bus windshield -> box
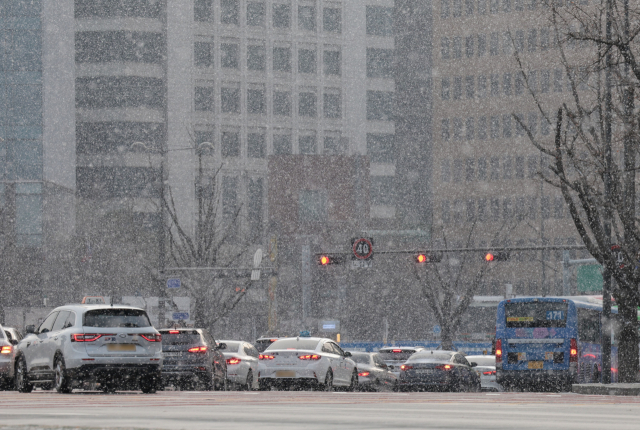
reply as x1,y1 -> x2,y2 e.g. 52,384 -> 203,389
505,302 -> 568,328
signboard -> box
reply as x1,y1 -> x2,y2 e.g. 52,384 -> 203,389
318,320 -> 340,333
578,264 -> 603,292
167,278 -> 181,289
433,325 -> 441,335
611,245 -> 625,268
351,259 -> 373,269
352,238 -> 374,260
172,312 -> 189,320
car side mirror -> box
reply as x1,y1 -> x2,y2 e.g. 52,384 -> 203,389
11,339 -> 18,346
343,351 -> 352,357
470,362 -> 477,368
25,325 -> 36,334
217,342 -> 227,350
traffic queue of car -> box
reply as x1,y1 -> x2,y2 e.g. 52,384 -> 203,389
0,301 -> 500,393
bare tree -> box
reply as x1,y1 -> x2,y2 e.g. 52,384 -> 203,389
513,1 -> 640,381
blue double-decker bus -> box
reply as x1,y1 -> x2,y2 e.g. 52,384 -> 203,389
495,297 -> 618,390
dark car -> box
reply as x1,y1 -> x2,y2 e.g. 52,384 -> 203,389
398,350 -> 481,392
377,347 -> 425,376
254,336 -> 286,353
349,352 -> 397,391
159,328 -> 227,391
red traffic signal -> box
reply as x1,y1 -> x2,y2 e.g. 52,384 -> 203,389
414,253 -> 441,263
320,255 -> 330,265
484,252 -> 509,262
316,254 -> 343,265
416,254 -> 427,263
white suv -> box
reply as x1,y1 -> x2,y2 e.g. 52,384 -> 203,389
15,304 -> 163,393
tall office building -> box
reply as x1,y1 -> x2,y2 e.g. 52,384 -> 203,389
0,0 -> 75,308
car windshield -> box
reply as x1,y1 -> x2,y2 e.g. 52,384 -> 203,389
505,302 -> 568,328
160,332 -> 201,345
349,353 -> 372,364
409,352 -> 453,362
466,356 -> 495,367
84,309 -> 152,328
378,350 -> 418,361
219,342 -> 241,352
266,338 -> 320,351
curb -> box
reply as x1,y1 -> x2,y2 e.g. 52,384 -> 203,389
573,383 -> 640,396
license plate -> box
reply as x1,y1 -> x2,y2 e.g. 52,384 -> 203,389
107,344 -> 136,352
415,369 -> 434,375
528,361 -> 543,369
275,370 -> 296,378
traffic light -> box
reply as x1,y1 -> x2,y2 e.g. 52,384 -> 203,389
484,252 -> 509,262
316,254 -> 343,265
414,253 -> 442,263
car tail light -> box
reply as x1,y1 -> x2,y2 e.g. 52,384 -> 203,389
392,349 -> 403,353
259,354 -> 275,360
358,371 -> 370,377
495,339 -> 502,363
141,333 -> 162,342
483,370 -> 496,375
169,330 -> 180,334
570,338 -> 578,362
1,345 -> 11,354
400,364 -> 412,371
436,364 -> 452,371
298,354 -> 321,360
226,357 -> 241,365
71,333 -> 114,342
188,346 -> 208,353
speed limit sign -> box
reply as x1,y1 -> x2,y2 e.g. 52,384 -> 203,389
352,238 -> 374,260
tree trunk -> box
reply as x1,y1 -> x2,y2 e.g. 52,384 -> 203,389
616,288 -> 639,383
440,325 -> 454,351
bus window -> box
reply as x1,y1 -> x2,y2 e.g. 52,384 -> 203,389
504,302 -> 568,328
577,308 -> 600,344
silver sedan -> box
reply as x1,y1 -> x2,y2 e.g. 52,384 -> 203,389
219,340 -> 259,390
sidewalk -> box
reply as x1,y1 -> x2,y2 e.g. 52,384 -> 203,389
573,383 -> 640,396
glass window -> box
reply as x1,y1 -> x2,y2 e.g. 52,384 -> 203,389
452,36 -> 462,58
52,311 -> 71,332
366,6 -> 393,36
477,34 -> 486,56
298,49 -> 316,74
371,177 -> 395,206
298,190 -> 326,222
323,8 -> 341,33
299,133 -> 317,154
64,312 -> 76,329
299,91 -> 317,117
84,309 -> 152,328
367,48 -> 393,78
247,45 -> 266,71
366,91 -> 394,121
367,134 -> 395,163
490,32 -> 499,55
465,35 -> 474,57
272,3 -> 291,28
441,78 -> 450,100
221,43 -> 239,68
248,132 -> 265,158
466,76 -> 475,99
578,309 -> 600,343
504,301 -> 568,328
298,5 -> 316,31
554,69 -> 563,92
221,131 -> 240,157
273,47 -> 291,72
222,176 -> 238,235
247,2 -> 265,26
247,88 -> 266,114
453,77 -> 462,99
503,73 -> 512,96
221,87 -> 240,113
528,29 -> 537,52
273,91 -> 291,116
195,42 -> 214,67
273,133 -> 292,154
323,50 -> 341,76
38,312 -> 59,334
268,338 -> 320,351
323,92 -> 341,119
441,38 -> 450,59
221,0 -> 239,25
195,87 -> 214,111
194,0 -> 214,22
9,85 -> 42,125
16,193 -> 42,235
247,177 -> 263,242
324,135 -> 344,154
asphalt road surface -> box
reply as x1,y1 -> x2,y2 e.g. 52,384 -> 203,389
1,390 -> 639,430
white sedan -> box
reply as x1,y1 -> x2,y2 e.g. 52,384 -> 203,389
466,354 -> 503,392
219,340 -> 260,390
258,337 -> 358,391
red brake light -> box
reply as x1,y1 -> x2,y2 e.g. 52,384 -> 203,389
495,339 -> 502,363
71,333 -> 113,342
358,371 -> 370,377
270,339 -> 278,342
141,334 -> 162,342
298,354 -> 321,360
226,357 -> 241,365
188,346 -> 208,353
435,364 -> 452,370
169,330 -> 180,334
392,349 -> 403,353
400,364 -> 412,371
570,338 -> 578,362
0,345 -> 11,354
259,354 -> 275,360
483,370 -> 496,375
